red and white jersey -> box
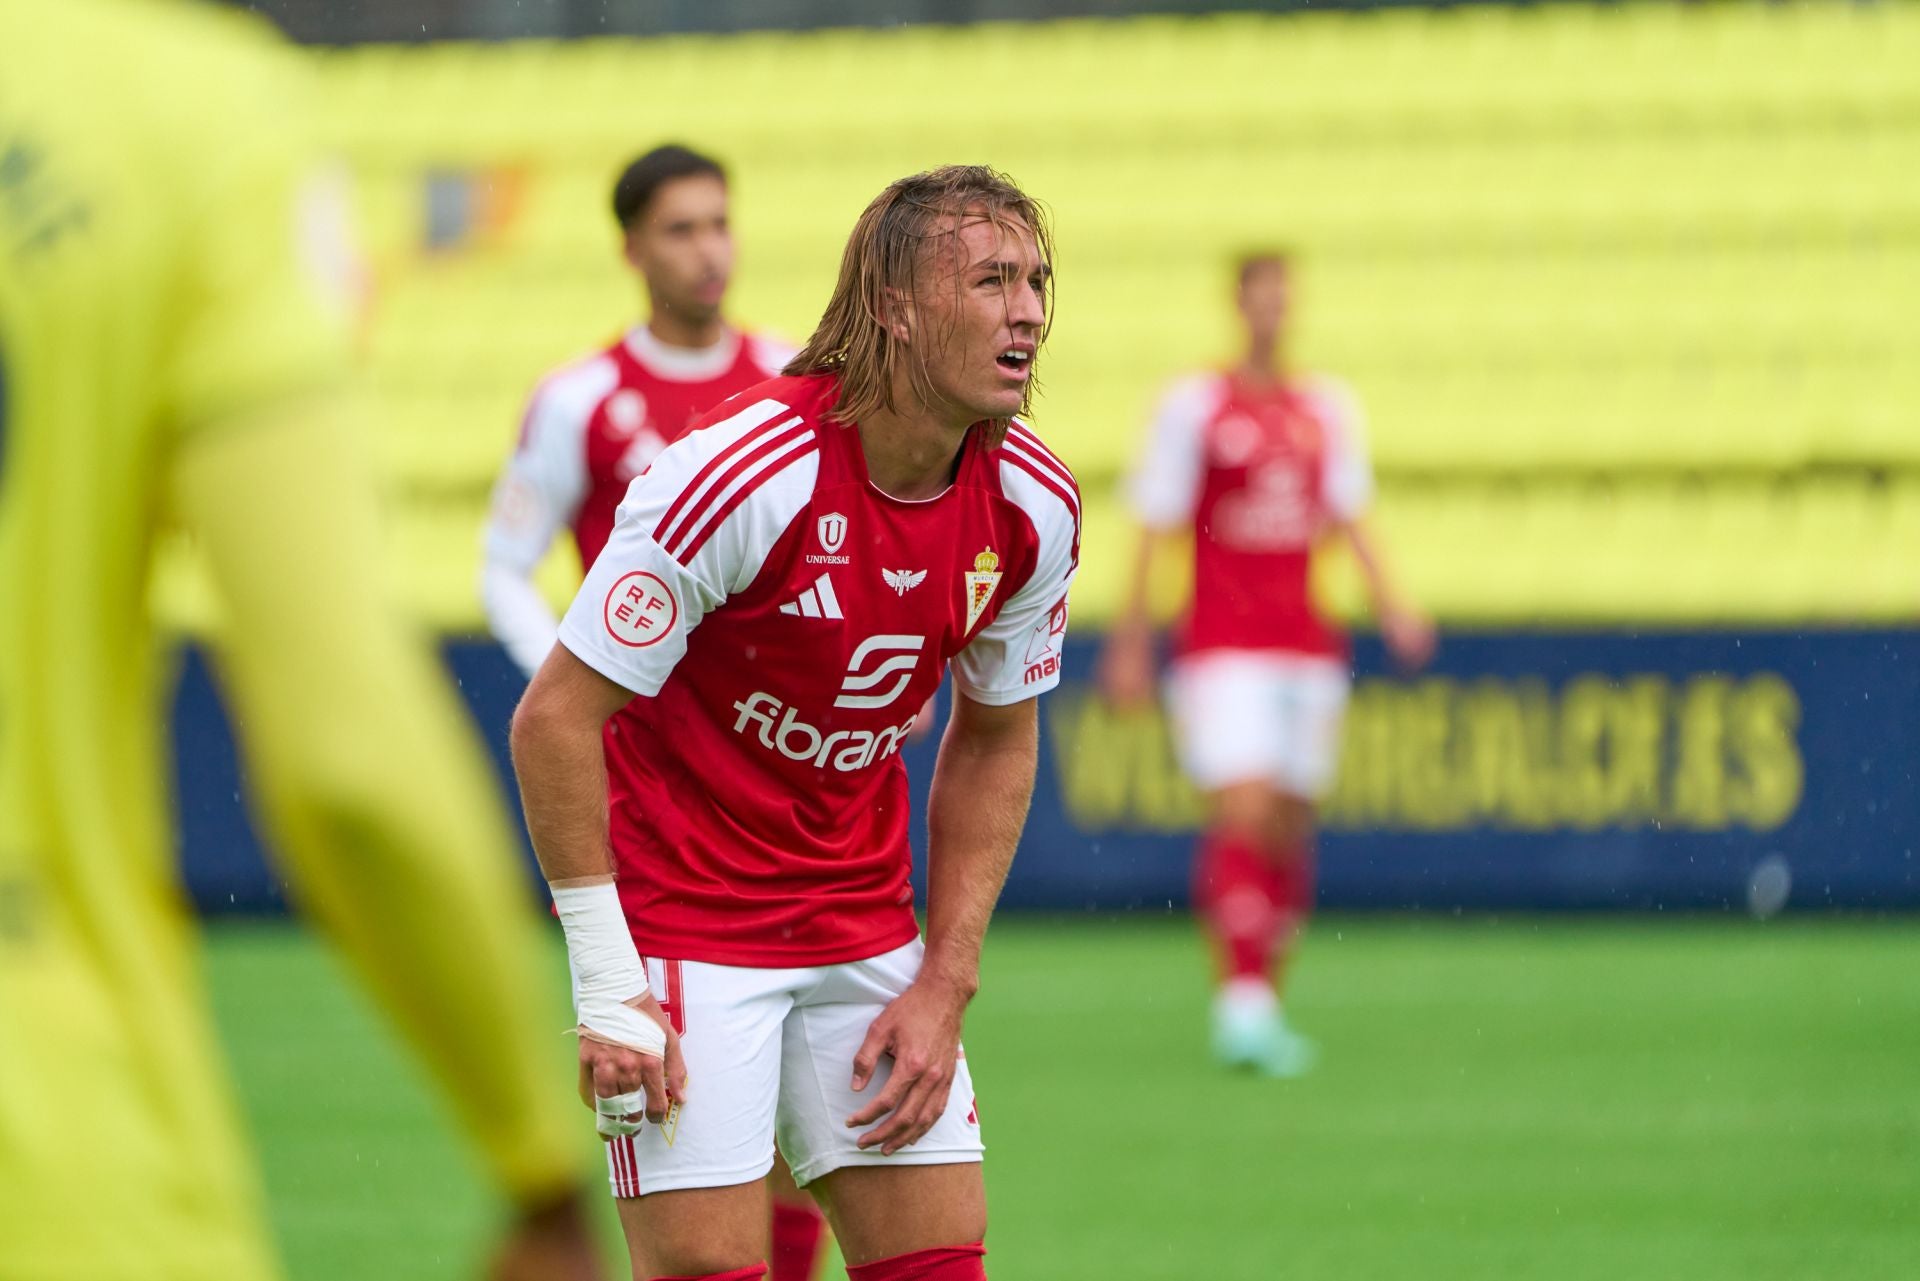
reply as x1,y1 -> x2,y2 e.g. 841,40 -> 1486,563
1130,371 -> 1372,659
557,373 -> 1081,968
486,326 -> 795,573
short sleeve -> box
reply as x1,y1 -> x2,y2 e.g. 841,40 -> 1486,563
165,58 -> 356,436
1305,375 -> 1374,522
951,441 -> 1081,706
1127,375 -> 1219,530
556,398 -> 817,695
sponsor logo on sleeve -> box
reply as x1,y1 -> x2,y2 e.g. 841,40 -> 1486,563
1022,597 -> 1070,684
603,570 -> 679,647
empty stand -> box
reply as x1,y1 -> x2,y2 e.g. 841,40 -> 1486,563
185,3 -> 1914,634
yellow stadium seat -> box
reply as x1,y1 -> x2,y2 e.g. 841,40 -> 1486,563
313,4 -> 1917,631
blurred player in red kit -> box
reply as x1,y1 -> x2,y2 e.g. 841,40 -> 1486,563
478,144 -> 826,1278
1101,252 -> 1434,1077
482,144 -> 796,671
511,165 -> 1077,1281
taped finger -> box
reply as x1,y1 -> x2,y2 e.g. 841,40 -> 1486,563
594,1089 -> 646,1138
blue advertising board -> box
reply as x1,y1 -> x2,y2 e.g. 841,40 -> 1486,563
172,629 -> 1919,914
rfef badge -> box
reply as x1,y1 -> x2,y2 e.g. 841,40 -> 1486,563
964,547 -> 1002,632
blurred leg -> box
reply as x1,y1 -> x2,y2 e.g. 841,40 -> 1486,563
1193,780 -> 1288,985
767,1154 -> 828,1281
1264,793 -> 1318,997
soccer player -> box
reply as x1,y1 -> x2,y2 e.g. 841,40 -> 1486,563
0,4 -> 601,1278
478,144 -> 831,1278
1099,251 -> 1435,1077
510,165 -> 1078,1281
481,144 -> 797,677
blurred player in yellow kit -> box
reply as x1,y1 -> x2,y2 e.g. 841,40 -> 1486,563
0,3 -> 604,1278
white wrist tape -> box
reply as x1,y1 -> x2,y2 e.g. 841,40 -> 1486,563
551,882 -> 666,1060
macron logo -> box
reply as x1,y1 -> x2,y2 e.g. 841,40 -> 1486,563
779,573 -> 844,620
834,635 -> 925,709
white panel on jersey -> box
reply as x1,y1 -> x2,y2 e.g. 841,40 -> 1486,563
481,353 -> 621,676
1128,374 -> 1223,531
654,407 -> 802,559
557,397 -> 819,698
952,441 -> 1081,707
483,354 -> 619,573
1299,373 -> 1375,522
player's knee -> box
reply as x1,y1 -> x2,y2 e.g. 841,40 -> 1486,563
1210,782 -> 1279,841
1267,796 -> 1316,850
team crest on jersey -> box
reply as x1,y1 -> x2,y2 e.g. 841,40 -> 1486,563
817,512 -> 848,554
964,547 -> 1003,633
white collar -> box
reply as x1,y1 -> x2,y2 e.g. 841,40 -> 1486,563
624,325 -> 741,382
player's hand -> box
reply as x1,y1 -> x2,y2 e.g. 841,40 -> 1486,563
1380,604 -> 1437,671
576,992 -> 685,1137
846,979 -> 968,1156
1098,626 -> 1158,710
488,1187 -> 605,1281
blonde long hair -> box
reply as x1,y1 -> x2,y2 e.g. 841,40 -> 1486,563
784,165 -> 1054,438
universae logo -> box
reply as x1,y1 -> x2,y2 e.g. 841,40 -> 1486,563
817,512 -> 848,554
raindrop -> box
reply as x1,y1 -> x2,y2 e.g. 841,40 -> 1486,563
1747,854 -> 1792,919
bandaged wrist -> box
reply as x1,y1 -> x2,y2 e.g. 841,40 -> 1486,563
550,881 -> 665,1059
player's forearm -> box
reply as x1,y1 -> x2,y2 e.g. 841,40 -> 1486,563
509,668 -> 618,887
480,560 -> 562,679
919,699 -> 1040,998
175,400 -> 580,1207
1344,519 -> 1407,618
1113,527 -> 1163,637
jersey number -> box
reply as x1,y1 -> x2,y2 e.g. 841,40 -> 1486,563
645,957 -> 686,1036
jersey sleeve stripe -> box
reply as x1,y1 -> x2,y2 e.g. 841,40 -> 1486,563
651,399 -> 793,544
670,431 -> 820,565
1005,424 -> 1075,491
1001,448 -> 1083,562
1003,440 -> 1082,518
658,418 -> 811,552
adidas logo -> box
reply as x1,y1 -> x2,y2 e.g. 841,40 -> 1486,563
778,572 -> 843,620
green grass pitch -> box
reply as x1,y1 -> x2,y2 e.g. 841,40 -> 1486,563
206,916 -> 1919,1280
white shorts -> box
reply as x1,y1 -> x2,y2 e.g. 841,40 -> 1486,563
603,939 -> 983,1197
1166,649 -> 1352,799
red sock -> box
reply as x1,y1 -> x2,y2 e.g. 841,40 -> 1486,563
770,1199 -> 828,1281
846,1243 -> 986,1281
651,1267 -> 766,1281
1192,828 -> 1285,982
1269,838 -> 1315,995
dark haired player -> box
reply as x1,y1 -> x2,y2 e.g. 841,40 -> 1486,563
1102,252 -> 1434,1077
482,143 -> 796,674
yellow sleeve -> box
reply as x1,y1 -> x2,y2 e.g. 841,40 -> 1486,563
160,41 -> 354,434
171,397 -> 582,1206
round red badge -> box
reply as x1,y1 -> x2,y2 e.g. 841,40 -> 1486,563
603,571 -> 679,648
